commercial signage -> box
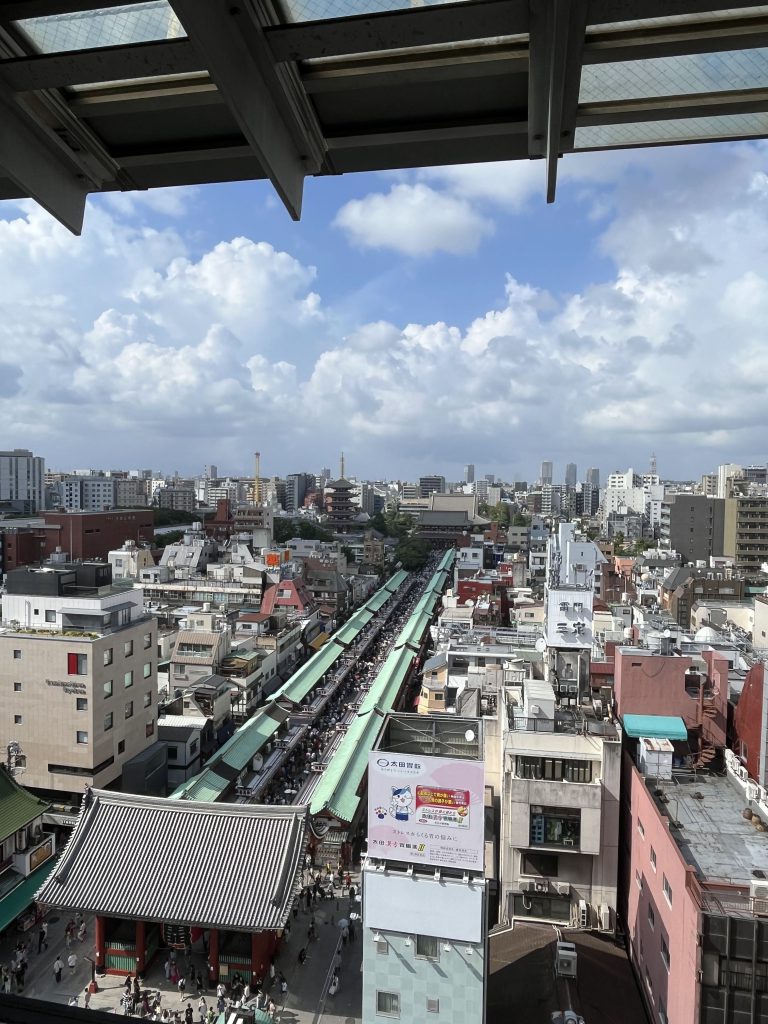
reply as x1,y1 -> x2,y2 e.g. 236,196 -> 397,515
367,752 -> 485,871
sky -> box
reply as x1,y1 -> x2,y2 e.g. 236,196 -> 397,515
2,139 -> 768,484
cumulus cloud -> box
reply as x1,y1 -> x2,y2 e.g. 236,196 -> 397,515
333,183 -> 494,256
4,141 -> 768,478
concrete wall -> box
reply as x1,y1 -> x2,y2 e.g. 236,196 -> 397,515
732,662 -> 766,786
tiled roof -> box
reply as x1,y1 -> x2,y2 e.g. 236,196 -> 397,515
0,768 -> 50,841
36,790 -> 307,932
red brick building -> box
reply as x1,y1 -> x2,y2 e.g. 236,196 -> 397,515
1,510 -> 154,571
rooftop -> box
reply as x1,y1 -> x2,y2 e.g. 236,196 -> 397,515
649,771 -> 768,886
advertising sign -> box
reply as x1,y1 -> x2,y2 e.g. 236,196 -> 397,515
367,752 -> 485,871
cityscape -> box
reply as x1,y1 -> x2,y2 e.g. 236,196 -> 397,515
3,3 -> 768,1024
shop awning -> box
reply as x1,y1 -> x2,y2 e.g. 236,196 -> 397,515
0,857 -> 57,933
622,714 -> 688,741
309,632 -> 329,651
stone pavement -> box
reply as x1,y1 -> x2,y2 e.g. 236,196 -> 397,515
0,875 -> 363,1022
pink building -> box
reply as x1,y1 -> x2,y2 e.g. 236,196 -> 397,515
615,647 -> 727,769
622,718 -> 768,1024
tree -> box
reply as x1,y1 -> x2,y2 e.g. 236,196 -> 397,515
394,536 -> 430,570
489,503 -> 511,527
154,530 -> 184,548
273,518 -> 334,545
512,513 -> 531,527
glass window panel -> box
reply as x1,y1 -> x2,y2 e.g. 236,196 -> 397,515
14,2 -> 185,55
277,0 -> 468,25
575,112 -> 768,149
580,48 -> 768,104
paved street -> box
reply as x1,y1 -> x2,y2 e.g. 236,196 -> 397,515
0,879 -> 362,1022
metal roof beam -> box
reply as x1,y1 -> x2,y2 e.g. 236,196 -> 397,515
266,0 -> 526,63
529,0 -> 588,204
578,87 -> 768,126
1,0 -> 137,22
0,37 -> 204,91
0,81 -> 88,232
587,0 -> 768,25
168,0 -> 326,219
584,14 -> 768,63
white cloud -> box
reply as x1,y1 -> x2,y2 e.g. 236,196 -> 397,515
333,183 -> 494,256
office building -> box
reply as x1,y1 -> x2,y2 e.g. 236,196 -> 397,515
285,472 -> 314,513
363,714 -> 488,1024
659,495 -> 725,564
0,563 -> 158,798
565,463 -> 577,488
540,461 -> 553,486
464,464 -> 475,484
58,474 -> 118,512
0,449 -> 45,513
585,467 -> 600,489
716,463 -> 743,499
418,475 -> 446,498
723,496 -> 768,572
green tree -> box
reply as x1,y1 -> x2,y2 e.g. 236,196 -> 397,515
394,536 -> 430,570
154,529 -> 185,548
489,503 -> 511,527
512,513 -> 531,527
273,518 -> 334,544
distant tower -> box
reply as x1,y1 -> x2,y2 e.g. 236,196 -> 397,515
340,451 -> 346,480
464,463 -> 475,485
585,467 -> 600,489
254,451 -> 261,503
650,453 -> 657,479
565,463 -> 577,488
540,460 -> 553,486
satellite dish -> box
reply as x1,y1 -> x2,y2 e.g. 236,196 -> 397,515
252,753 -> 264,772
535,637 -> 547,653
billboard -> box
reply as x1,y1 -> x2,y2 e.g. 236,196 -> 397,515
367,752 -> 485,871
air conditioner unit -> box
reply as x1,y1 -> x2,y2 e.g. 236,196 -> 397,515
534,882 -> 548,893
555,882 -> 570,896
599,904 -> 611,931
520,880 -> 536,892
751,880 -> 768,902
578,899 -> 589,929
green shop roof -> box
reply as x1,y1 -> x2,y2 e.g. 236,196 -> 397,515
0,767 -> 50,840
622,714 -> 688,741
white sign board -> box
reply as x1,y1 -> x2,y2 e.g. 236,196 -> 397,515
367,752 -> 485,871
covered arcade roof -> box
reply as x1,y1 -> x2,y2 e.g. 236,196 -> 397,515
2,2 -> 768,234
35,789 -> 308,932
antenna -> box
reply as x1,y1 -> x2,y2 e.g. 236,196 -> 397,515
254,451 -> 261,504
650,452 -> 657,478
340,451 -> 345,479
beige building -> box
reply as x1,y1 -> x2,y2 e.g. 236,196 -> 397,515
0,564 -> 158,797
723,495 -> 768,572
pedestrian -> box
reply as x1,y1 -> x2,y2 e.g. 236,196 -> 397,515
124,974 -> 132,995
196,970 -> 203,997
65,921 -> 74,948
178,975 -> 187,1000
268,999 -> 276,1017
197,996 -> 207,1022
164,957 -> 172,980
284,921 -> 291,943
83,987 -> 91,1009
67,951 -> 77,975
185,1003 -> 194,1024
268,959 -> 275,987
78,921 -> 87,943
341,925 -> 349,945
279,973 -> 287,996
37,920 -> 48,954
297,947 -> 307,966
170,960 -> 179,985
16,961 -> 26,992
216,995 -> 226,1015
344,871 -> 351,889
349,919 -> 356,942
141,992 -> 151,1017
348,883 -> 356,903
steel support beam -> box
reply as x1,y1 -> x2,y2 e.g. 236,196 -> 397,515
266,0 -> 527,63
168,0 -> 324,219
0,38 -> 204,91
326,118 -> 528,151
578,87 -> 768,127
529,0 -> 588,203
0,82 -> 88,232
583,16 -> 768,65
0,0 -> 138,21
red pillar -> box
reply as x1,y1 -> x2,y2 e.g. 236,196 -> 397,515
251,932 -> 260,986
135,920 -> 146,975
95,916 -> 105,971
208,929 -> 219,984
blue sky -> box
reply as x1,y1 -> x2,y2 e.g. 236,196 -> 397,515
2,141 -> 768,484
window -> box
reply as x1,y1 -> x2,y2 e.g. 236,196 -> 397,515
659,997 -> 667,1024
416,935 -> 439,960
650,846 -> 657,872
76,731 -> 88,744
146,721 -> 155,738
661,935 -> 670,971
190,740 -> 198,755
13,650 -> 21,660
638,819 -> 645,839
662,875 -> 672,907
125,701 -> 133,720
143,691 -> 152,708
143,662 -> 152,679
645,967 -> 653,995
143,633 -> 152,650
14,715 -> 22,725
45,610 -> 56,623
76,698 -> 88,712
522,852 -> 558,877
118,740 -> 125,755
124,671 -> 133,688
103,679 -> 113,698
427,998 -> 440,1013
529,807 -> 580,848
648,903 -> 655,930
13,682 -> 21,692
376,991 -> 400,1017
103,648 -> 113,666
635,870 -> 643,891
67,653 -> 87,675
515,756 -> 592,783
167,746 -> 178,761
174,663 -> 186,676
104,712 -> 113,732
124,640 -> 134,657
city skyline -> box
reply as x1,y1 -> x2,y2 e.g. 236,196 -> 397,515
2,142 -> 768,479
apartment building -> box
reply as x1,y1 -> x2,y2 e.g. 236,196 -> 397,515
501,677 -> 620,929
660,495 -> 725,564
723,495 -> 768,572
0,449 -> 45,513
0,564 -> 157,797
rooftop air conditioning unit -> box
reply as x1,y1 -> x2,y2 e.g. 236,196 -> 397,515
555,882 -> 570,897
599,904 -> 611,931
750,880 -> 768,903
